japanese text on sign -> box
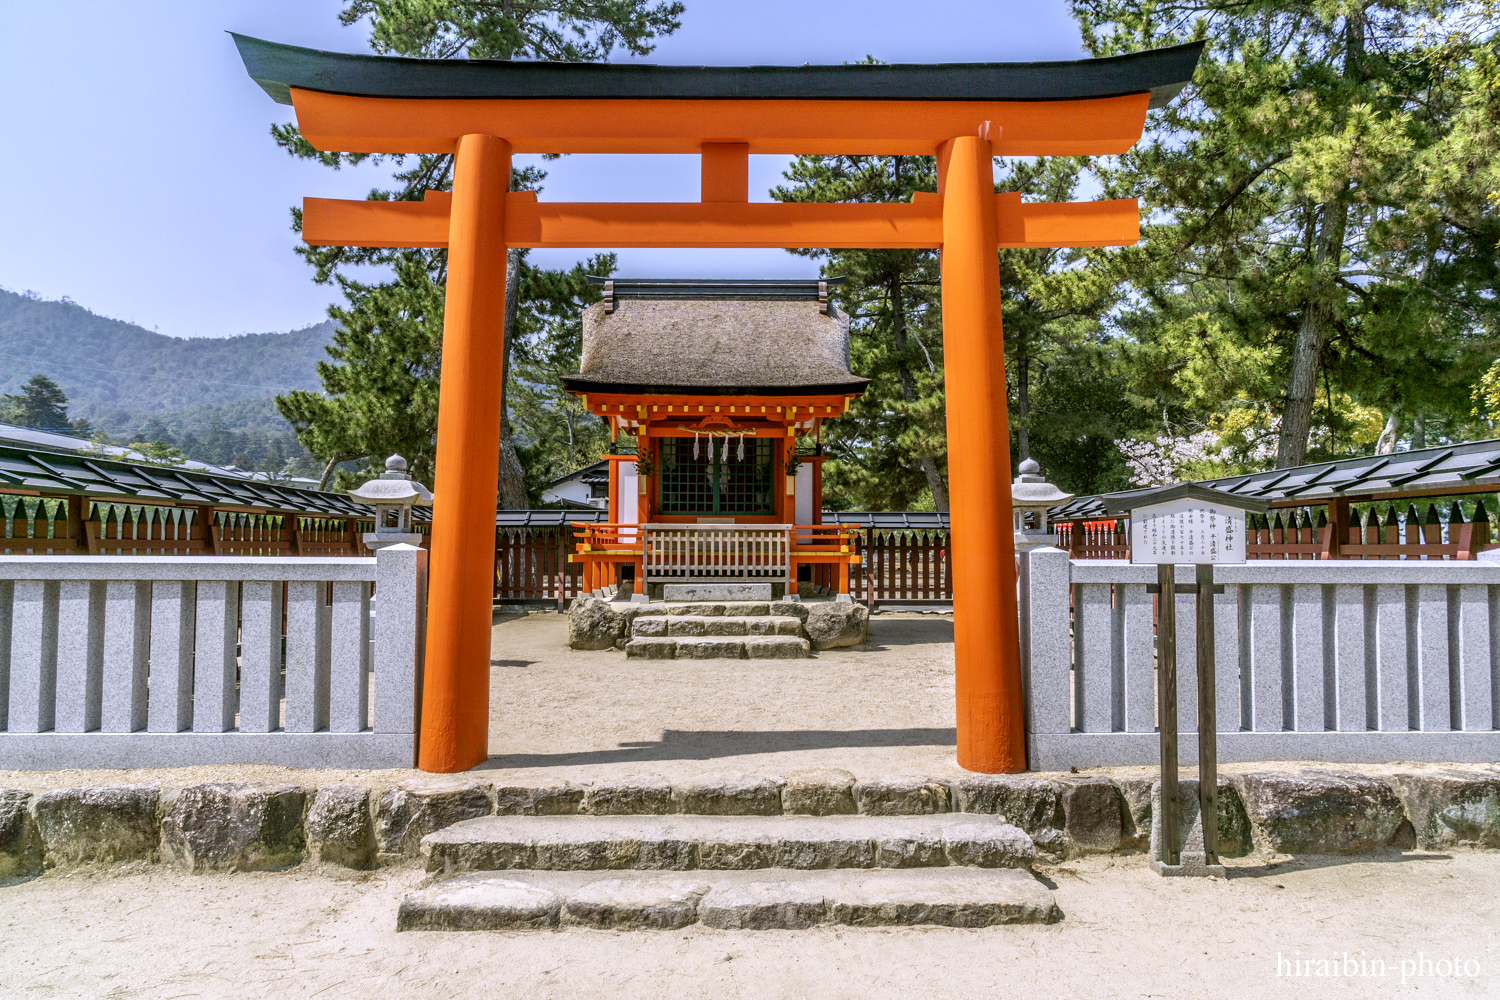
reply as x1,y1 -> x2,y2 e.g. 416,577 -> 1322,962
1129,498 -> 1247,565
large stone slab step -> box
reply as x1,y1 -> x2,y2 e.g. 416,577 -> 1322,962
624,636 -> 811,659
629,615 -> 805,638
421,813 -> 1035,875
397,867 -> 1060,931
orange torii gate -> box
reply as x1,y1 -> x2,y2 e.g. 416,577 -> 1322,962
235,36 -> 1202,774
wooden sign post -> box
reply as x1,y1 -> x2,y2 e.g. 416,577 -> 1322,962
1105,484 -> 1268,876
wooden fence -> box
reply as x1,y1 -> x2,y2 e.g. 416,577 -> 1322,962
1,498 -> 382,558
849,529 -> 952,603
494,527 -> 585,604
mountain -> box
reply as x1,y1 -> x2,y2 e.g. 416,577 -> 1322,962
0,287 -> 336,473
0,287 -> 334,423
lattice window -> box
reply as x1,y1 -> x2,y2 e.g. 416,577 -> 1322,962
658,437 -> 774,515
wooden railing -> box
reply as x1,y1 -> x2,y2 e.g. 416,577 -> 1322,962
643,524 -> 790,583
1247,500 -> 1496,561
1056,519 -> 1129,560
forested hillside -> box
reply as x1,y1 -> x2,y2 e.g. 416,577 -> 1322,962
0,288 -> 332,422
0,287 -> 334,474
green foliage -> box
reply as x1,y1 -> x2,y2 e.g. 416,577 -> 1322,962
343,0 -> 683,60
271,0 -> 681,495
996,157 -> 1141,495
508,255 -> 618,500
773,152 -> 947,511
123,440 -> 185,466
0,373 -> 87,433
1071,0 -> 1500,466
277,254 -> 445,490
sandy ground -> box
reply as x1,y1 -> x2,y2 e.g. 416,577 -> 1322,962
2,851 -> 1497,998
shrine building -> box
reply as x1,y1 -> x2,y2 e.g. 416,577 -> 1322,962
562,277 -> 867,599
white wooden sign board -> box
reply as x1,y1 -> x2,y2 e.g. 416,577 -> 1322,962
1129,498 -> 1247,565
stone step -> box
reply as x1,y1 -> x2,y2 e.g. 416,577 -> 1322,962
629,600 -> 809,619
663,583 -> 776,602
629,615 -> 805,638
624,636 -> 812,659
420,814 -> 1035,876
397,867 -> 1060,931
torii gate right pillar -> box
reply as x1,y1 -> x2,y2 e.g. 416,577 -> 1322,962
940,135 -> 1026,773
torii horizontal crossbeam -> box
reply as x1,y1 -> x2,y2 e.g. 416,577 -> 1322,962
301,190 -> 1139,250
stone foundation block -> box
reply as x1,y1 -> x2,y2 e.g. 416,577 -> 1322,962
306,784 -> 374,868
32,785 -> 160,866
563,876 -> 709,929
673,771 -> 784,816
0,789 -> 42,879
951,774 -> 1064,856
161,783 -> 307,872
673,638 -> 745,659
782,769 -> 858,816
1233,769 -> 1410,854
375,778 -> 493,860
701,881 -> 826,929
744,636 -> 811,659
1113,776 -> 1250,858
624,638 -> 675,659
854,775 -> 951,815
494,783 -> 585,816
768,600 -> 810,623
804,602 -> 869,650
1387,769 -> 1500,850
568,596 -> 625,650
581,774 -> 674,815
631,616 -> 667,637
398,875 -> 561,931
939,821 -> 1036,868
1055,777 -> 1124,856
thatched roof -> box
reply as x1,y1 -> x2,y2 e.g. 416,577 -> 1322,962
561,280 -> 868,397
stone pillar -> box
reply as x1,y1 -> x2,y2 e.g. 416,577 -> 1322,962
419,134 -> 511,772
939,135 -> 1026,773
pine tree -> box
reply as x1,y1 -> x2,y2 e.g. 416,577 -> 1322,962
773,154 -> 948,510
0,374 -> 89,434
1072,0 -> 1500,466
271,0 -> 682,499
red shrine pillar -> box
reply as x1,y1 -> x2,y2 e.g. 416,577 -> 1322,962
939,135 -> 1026,773
419,134 -> 512,772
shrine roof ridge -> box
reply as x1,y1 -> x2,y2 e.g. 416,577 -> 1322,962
585,276 -> 845,300
232,34 -> 1203,110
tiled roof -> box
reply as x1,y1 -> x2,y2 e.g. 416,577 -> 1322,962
823,511 -> 950,530
1051,438 -> 1500,521
0,441 -> 373,517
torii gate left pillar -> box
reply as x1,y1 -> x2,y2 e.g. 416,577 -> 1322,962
419,134 -> 512,771
231,32 -> 1203,774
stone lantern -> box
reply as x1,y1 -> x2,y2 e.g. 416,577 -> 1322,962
348,455 -> 433,551
1011,458 -> 1074,552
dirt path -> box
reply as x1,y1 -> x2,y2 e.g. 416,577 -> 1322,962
4,851 -> 1496,999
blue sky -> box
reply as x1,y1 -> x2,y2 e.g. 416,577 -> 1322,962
0,1 -> 1085,339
